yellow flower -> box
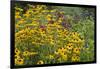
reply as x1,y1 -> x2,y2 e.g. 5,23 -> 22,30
54,51 -> 59,55
73,48 -> 80,54
66,43 -> 73,50
15,48 -> 20,55
17,58 -> 24,65
37,60 -> 44,64
58,47 -> 67,53
72,55 -> 80,62
23,51 -> 30,56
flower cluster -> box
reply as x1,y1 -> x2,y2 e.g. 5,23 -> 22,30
14,4 -> 89,66
15,48 -> 38,65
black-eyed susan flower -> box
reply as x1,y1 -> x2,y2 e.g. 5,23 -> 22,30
66,43 -> 73,50
71,55 -> 80,62
37,60 -> 44,64
73,48 -> 80,54
54,51 -> 59,55
23,51 -> 30,56
17,58 -> 24,65
15,48 -> 20,55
